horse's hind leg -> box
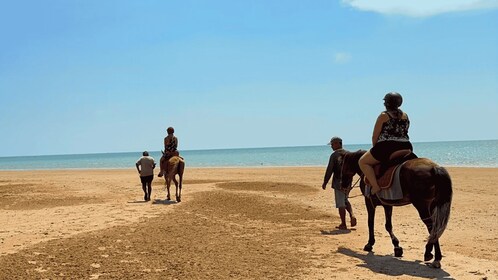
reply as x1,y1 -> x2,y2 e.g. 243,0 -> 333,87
177,162 -> 184,203
413,202 -> 441,265
173,177 -> 180,202
165,179 -> 171,200
383,205 -> 403,257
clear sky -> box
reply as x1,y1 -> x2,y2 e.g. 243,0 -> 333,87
1,0 -> 497,157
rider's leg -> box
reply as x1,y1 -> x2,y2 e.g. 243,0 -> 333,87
359,151 -> 381,194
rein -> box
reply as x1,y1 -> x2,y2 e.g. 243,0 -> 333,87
347,176 -> 364,198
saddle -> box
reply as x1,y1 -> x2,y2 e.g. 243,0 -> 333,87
366,150 -> 418,189
158,151 -> 181,177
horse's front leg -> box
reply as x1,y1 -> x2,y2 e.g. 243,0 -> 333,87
158,156 -> 166,177
383,205 -> 403,257
364,198 -> 376,252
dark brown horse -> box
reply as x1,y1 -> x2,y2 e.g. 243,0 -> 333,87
341,150 -> 452,268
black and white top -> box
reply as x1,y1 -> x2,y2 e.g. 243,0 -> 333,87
377,111 -> 410,143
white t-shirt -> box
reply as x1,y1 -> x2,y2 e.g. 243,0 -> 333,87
136,156 -> 156,177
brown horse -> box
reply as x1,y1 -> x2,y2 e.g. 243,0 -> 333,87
341,150 -> 452,269
160,152 -> 185,202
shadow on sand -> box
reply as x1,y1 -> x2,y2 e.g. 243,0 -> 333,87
151,199 -> 178,205
320,228 -> 356,235
337,247 -> 453,279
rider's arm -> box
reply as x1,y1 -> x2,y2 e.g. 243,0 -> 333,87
405,113 -> 410,129
372,112 -> 388,146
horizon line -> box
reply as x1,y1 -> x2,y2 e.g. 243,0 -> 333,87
1,139 -> 496,159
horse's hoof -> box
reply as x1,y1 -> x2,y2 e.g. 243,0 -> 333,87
426,260 -> 441,269
166,196 -> 171,201
394,247 -> 403,257
176,196 -> 181,202
424,252 -> 434,262
363,244 -> 373,252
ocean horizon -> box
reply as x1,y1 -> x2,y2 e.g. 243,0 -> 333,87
0,140 -> 497,170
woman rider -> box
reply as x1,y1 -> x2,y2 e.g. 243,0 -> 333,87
359,92 -> 413,194
159,127 -> 179,177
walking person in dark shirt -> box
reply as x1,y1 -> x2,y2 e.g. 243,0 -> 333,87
322,137 -> 357,230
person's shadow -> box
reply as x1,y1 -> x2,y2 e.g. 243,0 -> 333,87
320,228 -> 356,235
337,247 -> 453,279
151,199 -> 177,205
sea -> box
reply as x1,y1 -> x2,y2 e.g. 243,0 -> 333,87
0,140 -> 497,170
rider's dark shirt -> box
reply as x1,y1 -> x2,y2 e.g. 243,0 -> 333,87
164,136 -> 178,152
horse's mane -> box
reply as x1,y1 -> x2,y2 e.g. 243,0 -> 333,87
346,149 -> 367,161
342,149 -> 366,176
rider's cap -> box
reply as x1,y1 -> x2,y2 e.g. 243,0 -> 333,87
328,136 -> 342,145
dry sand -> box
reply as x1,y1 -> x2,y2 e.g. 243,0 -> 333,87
0,167 -> 497,279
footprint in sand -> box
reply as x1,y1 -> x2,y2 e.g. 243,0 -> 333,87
89,273 -> 102,279
91,263 -> 101,268
34,267 -> 47,273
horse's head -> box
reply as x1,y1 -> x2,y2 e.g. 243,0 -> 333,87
340,150 -> 366,190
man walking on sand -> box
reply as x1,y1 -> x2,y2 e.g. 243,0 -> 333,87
322,136 -> 357,230
136,151 -> 156,201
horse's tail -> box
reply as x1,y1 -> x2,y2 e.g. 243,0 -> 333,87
177,158 -> 185,189
428,166 -> 453,243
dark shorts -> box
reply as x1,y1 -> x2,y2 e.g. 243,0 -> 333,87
140,175 -> 153,184
370,141 -> 413,162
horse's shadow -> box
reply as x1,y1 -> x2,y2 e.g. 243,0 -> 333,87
127,200 -> 149,204
337,247 -> 453,279
152,199 -> 178,205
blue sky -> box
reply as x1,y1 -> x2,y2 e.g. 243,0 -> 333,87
1,0 -> 497,157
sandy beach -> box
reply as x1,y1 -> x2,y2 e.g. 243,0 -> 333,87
0,167 -> 497,279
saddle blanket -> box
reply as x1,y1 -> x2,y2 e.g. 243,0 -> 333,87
366,162 -> 404,200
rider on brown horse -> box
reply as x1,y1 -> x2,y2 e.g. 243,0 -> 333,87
358,92 -> 413,194
158,126 -> 179,177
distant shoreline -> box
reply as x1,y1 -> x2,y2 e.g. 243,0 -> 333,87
1,140 -> 497,170
2,139 -> 497,158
